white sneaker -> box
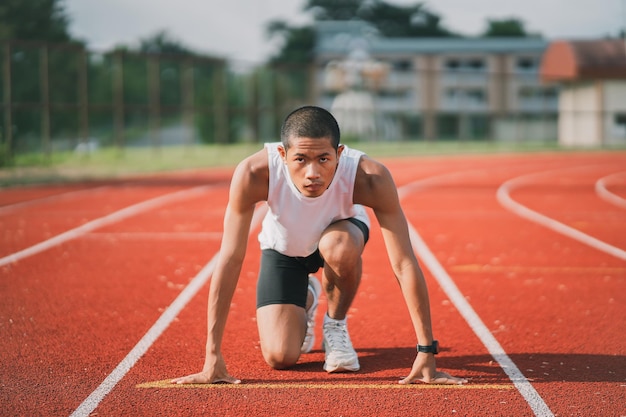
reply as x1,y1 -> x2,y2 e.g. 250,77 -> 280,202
322,319 -> 360,372
301,275 -> 321,354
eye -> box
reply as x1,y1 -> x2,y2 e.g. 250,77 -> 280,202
319,157 -> 329,163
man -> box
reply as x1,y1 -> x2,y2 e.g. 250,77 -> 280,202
172,106 -> 466,385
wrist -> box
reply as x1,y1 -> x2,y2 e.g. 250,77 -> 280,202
417,340 -> 439,355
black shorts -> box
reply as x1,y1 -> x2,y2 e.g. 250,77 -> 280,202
256,218 -> 369,309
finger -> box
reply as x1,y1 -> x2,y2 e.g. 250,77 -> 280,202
435,371 -> 468,385
425,372 -> 469,385
213,376 -> 242,384
398,376 -> 412,385
398,373 -> 468,385
171,374 -> 207,385
424,377 -> 467,385
398,371 -> 423,385
171,372 -> 242,385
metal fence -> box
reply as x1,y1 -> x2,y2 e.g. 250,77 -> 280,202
0,41 -> 313,165
2,40 -> 623,166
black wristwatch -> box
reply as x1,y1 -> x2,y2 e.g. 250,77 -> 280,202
417,340 -> 439,355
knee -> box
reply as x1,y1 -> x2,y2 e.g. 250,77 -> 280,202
319,225 -> 363,268
319,238 -> 360,267
319,244 -> 362,278
262,349 -> 300,370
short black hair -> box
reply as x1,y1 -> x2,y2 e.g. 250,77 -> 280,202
280,106 -> 340,150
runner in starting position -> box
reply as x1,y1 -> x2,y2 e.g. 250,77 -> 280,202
172,105 -> 467,385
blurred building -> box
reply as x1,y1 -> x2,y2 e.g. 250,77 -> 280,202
312,21 -> 558,141
541,39 -> 626,147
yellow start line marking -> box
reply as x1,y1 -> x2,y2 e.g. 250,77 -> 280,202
450,264 -> 626,274
137,380 -> 513,390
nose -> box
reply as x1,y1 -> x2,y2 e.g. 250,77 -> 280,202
305,162 -> 321,179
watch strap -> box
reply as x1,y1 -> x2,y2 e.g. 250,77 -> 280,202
417,340 -> 439,354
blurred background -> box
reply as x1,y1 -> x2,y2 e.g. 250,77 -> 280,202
1,0 -> 625,178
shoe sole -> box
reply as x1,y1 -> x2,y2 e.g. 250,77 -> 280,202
323,362 -> 360,373
322,339 -> 360,373
301,275 -> 322,354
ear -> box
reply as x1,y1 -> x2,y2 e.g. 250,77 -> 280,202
277,145 -> 287,162
337,144 -> 345,158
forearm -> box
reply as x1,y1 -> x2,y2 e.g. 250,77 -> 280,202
397,266 -> 434,345
204,258 -> 243,359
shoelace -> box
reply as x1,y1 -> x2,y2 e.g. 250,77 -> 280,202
324,322 -> 351,350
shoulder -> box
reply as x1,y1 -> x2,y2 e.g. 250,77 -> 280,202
353,155 -> 397,208
355,154 -> 394,189
230,147 -> 269,203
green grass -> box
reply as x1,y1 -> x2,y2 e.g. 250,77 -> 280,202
0,139 -> 620,187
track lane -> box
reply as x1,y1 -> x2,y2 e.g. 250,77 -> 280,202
399,153 -> 626,416
0,185 -> 205,257
91,156 -> 542,416
0,184 -> 230,416
595,171 -> 626,209
92,207 -> 531,417
2,152 -> 624,417
497,164 -> 626,259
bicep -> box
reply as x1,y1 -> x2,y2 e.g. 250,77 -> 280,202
375,205 -> 417,274
219,155 -> 267,261
220,202 -> 255,263
361,165 -> 417,272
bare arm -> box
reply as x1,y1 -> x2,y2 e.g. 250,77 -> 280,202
172,149 -> 269,384
354,156 -> 467,385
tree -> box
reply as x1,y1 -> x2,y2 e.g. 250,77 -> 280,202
0,0 -> 72,41
0,0 -> 80,163
302,0 -> 456,37
267,21 -> 316,65
349,0 -> 457,38
138,30 -> 194,55
268,0 -> 457,65
304,0 -> 363,20
482,18 -> 529,37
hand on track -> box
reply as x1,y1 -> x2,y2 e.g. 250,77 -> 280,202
170,371 -> 241,385
398,353 -> 468,385
171,355 -> 241,385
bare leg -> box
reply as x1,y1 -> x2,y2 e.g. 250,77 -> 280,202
256,304 -> 306,369
318,220 -> 365,320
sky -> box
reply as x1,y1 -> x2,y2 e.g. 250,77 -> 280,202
64,0 -> 626,63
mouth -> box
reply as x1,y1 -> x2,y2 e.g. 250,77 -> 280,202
303,182 -> 324,193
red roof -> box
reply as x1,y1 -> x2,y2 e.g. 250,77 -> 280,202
540,39 -> 626,81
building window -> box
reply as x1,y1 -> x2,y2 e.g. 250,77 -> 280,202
445,59 -> 460,70
516,57 -> 536,71
393,60 -> 413,71
443,87 -> 486,103
466,88 -> 486,102
445,58 -> 485,72
445,88 -> 458,99
518,86 -> 558,100
518,86 -> 535,99
542,87 -> 558,99
467,59 -> 485,70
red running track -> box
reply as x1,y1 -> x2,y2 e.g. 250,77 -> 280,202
0,152 -> 624,417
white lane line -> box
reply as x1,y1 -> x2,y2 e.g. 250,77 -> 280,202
84,232 -> 223,241
397,169 -> 485,199
0,185 -> 110,215
69,205 -> 267,417
0,186 -> 213,267
497,168 -> 626,261
399,175 -> 554,417
595,171 -> 626,209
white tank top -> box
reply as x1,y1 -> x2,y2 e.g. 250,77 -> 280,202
258,142 -> 370,257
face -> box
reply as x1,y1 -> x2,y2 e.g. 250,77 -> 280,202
278,136 -> 344,198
